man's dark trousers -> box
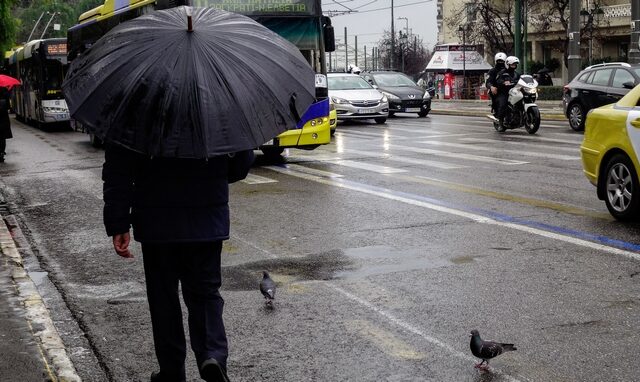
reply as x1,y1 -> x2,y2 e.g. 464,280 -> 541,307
142,241 -> 228,380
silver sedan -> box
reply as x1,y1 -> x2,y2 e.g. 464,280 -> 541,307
328,73 -> 389,124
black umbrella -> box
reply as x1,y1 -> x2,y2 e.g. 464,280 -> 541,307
62,6 -> 316,158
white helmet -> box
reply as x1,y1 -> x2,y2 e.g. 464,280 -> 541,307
351,66 -> 361,74
494,52 -> 507,63
506,56 -> 520,66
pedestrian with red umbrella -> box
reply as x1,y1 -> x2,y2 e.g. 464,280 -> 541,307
63,6 -> 317,382
0,86 -> 14,162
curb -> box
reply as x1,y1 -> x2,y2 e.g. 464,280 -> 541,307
0,215 -> 81,382
430,109 -> 568,122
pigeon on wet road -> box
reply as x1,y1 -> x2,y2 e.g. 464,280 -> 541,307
260,271 -> 276,307
470,329 -> 517,370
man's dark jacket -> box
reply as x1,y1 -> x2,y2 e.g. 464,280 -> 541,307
496,68 -> 521,93
102,144 -> 254,243
485,65 -> 503,89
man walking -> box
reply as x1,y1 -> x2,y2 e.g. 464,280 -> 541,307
103,143 -> 254,382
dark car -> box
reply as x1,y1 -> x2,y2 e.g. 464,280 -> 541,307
563,62 -> 640,131
361,71 -> 431,117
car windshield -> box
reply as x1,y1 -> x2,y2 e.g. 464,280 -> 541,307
633,68 -> 640,78
372,73 -> 417,87
329,76 -> 373,90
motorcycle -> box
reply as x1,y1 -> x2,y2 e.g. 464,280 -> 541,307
487,74 -> 540,134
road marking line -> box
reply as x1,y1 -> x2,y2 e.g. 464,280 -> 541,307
462,135 -> 582,145
420,140 -> 579,161
329,284 -> 525,382
265,166 -> 640,260
242,173 -> 278,184
344,319 -> 426,360
324,159 -> 408,174
390,145 -> 529,165
335,149 -> 466,169
405,174 -> 612,220
282,163 -> 344,178
459,137 -> 579,152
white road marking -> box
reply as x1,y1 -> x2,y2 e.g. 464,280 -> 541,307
421,140 -> 579,161
325,159 -> 408,174
389,145 -> 529,165
283,163 -> 343,178
341,148 -> 466,169
242,173 -> 278,184
329,284 -> 526,382
265,165 -> 640,262
458,137 -> 579,152
466,135 -> 582,145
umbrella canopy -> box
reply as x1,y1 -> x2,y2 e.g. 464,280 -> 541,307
0,74 -> 20,89
62,6 -> 316,158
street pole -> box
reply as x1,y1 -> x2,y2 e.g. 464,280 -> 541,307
515,0 -> 521,60
344,27 -> 348,72
523,1 -> 528,73
568,0 -> 581,81
391,0 -> 395,70
329,52 -> 332,72
462,29 -> 466,99
355,35 -> 358,66
630,0 -> 640,64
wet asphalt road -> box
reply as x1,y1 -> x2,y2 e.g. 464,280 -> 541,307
2,114 -> 640,381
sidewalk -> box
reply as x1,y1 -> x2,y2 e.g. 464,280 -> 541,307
0,209 -> 81,381
429,98 -> 567,121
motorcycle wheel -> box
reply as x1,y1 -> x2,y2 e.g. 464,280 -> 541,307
524,106 -> 540,134
493,121 -> 506,132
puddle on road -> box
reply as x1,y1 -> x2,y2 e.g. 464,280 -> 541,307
224,246 -> 483,290
222,249 -> 355,291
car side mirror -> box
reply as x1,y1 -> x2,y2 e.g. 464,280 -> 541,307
372,84 -> 378,89
623,81 -> 636,89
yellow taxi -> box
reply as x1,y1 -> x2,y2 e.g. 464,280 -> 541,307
581,84 -> 640,220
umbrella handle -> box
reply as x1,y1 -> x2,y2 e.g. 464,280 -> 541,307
186,7 -> 193,32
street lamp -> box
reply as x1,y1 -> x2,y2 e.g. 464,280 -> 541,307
580,5 -> 604,66
458,25 -> 467,99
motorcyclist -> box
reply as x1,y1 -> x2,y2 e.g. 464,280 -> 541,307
486,52 -> 507,115
495,56 -> 521,127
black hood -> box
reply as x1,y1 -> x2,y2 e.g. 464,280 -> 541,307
378,85 -> 425,99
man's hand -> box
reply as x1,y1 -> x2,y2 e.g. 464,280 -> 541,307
490,86 -> 497,95
113,232 -> 133,258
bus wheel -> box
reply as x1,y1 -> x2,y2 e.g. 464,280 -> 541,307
261,147 -> 284,158
89,133 -> 103,148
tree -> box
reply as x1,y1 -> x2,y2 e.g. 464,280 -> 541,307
376,30 -> 432,78
13,0 -> 103,44
0,0 -> 17,53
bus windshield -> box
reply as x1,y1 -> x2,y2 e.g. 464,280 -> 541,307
43,61 -> 65,98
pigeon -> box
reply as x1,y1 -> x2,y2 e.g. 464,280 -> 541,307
469,329 -> 516,370
259,271 -> 276,307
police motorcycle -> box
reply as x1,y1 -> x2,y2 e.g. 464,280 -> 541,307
488,73 -> 540,134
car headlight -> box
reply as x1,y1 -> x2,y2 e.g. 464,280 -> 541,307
423,91 -> 431,99
381,95 -> 388,103
381,91 -> 400,101
524,87 -> 537,94
331,96 -> 349,104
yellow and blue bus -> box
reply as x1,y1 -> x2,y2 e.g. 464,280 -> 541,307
6,38 -> 70,126
67,0 -> 335,155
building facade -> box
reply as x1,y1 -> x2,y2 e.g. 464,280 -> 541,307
437,0 -> 633,82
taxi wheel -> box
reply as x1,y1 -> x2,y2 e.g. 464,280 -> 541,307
603,154 -> 640,221
568,103 -> 585,131
418,111 -> 429,118
374,117 -> 387,124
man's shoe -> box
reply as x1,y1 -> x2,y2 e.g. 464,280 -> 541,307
150,371 -> 186,382
200,358 -> 230,382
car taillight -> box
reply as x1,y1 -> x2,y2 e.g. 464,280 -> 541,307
563,85 -> 570,94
